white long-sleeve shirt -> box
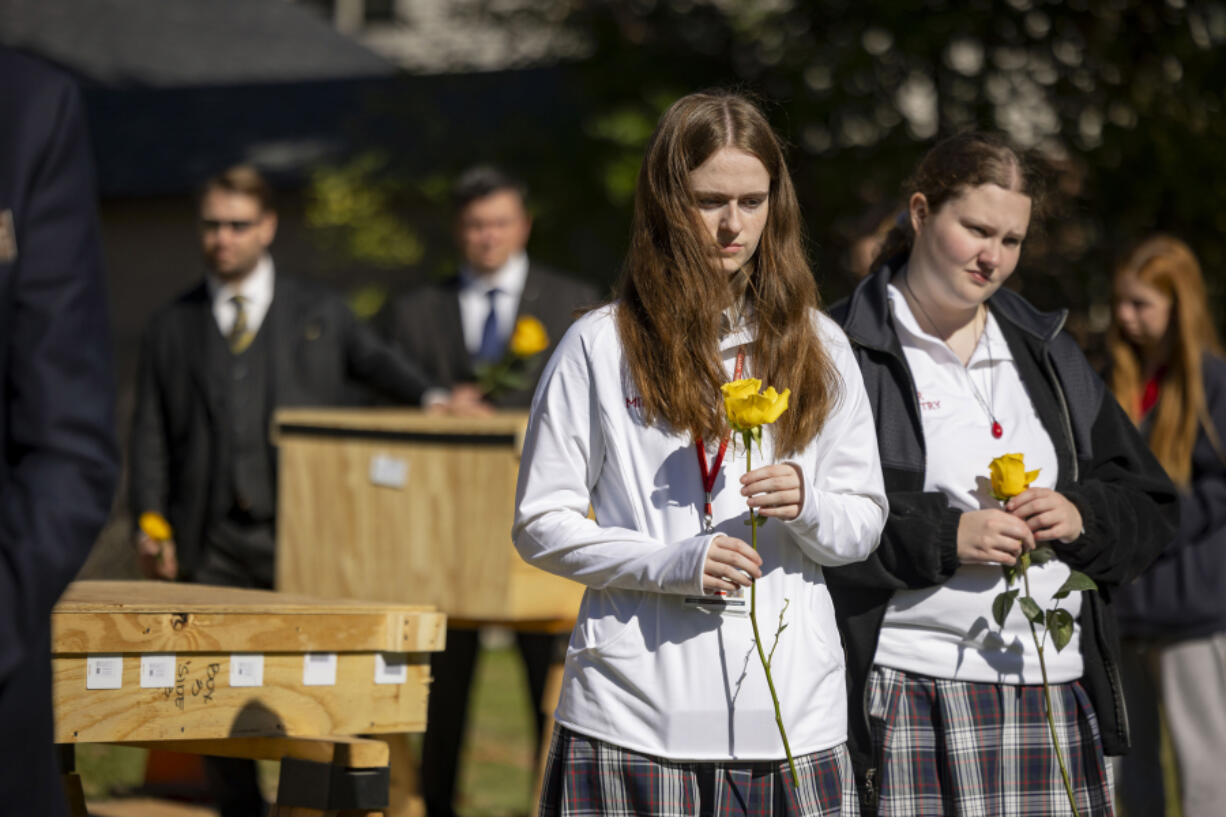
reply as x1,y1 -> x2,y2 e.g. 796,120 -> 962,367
513,305 -> 887,760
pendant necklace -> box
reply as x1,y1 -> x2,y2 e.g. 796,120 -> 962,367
965,326 -> 1003,439
903,273 -> 1004,439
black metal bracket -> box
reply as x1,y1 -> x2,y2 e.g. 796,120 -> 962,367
275,756 -> 389,810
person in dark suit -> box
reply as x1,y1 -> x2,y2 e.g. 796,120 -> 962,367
0,46 -> 121,817
129,165 -> 450,816
381,166 -> 597,817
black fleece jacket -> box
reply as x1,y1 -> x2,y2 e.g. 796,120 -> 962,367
826,265 -> 1179,805
1116,353 -> 1226,640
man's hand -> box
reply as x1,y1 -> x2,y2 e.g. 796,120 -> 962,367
440,383 -> 495,417
136,533 -> 178,580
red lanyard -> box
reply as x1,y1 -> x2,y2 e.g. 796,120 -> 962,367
695,349 -> 746,532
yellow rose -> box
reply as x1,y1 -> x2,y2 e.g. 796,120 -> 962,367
989,453 -> 1041,500
139,511 -> 173,541
509,315 -> 549,358
721,377 -> 761,403
722,378 -> 790,432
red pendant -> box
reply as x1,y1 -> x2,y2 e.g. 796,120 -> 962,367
991,421 -> 1003,439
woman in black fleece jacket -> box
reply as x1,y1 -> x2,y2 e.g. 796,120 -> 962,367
826,133 -> 1178,816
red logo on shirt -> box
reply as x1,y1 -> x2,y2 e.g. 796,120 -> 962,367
626,396 -> 643,410
917,390 -> 941,411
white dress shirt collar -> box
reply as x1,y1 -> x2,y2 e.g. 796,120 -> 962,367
460,251 -> 529,298
207,254 -> 276,337
458,252 -> 530,356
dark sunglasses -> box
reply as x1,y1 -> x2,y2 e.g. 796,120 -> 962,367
200,219 -> 256,233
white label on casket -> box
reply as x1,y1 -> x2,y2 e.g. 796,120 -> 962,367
374,652 -> 408,684
86,655 -> 123,690
303,652 -> 338,686
369,453 -> 408,489
230,654 -> 265,687
140,653 -> 176,688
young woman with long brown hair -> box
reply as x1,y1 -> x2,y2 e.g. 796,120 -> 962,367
1109,235 -> 1226,817
513,91 -> 887,816
826,133 -> 1177,816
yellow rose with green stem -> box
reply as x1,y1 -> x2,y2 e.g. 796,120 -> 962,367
989,452 -> 1040,500
508,315 -> 549,358
986,452 -> 1096,817
476,315 -> 550,398
721,377 -> 798,787
138,511 -> 174,574
139,511 -> 172,541
723,378 -> 790,433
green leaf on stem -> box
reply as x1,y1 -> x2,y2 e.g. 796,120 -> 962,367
1029,545 -> 1058,566
1002,562 -> 1022,586
1047,608 -> 1075,651
1053,570 -> 1098,599
1019,595 -> 1044,624
992,589 -> 1019,627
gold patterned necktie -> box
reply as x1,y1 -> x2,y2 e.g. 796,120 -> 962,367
228,295 -> 255,354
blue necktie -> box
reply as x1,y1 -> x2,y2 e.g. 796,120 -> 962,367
475,288 -> 502,362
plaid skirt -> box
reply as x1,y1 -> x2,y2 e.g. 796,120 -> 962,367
537,725 -> 859,817
867,665 -> 1114,816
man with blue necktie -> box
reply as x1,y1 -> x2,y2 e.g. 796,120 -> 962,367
382,166 -> 597,817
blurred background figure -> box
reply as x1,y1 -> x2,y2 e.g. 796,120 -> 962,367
382,165 -> 598,409
0,45 -> 119,817
381,164 -> 596,817
128,164 -> 446,817
1109,235 -> 1226,817
840,200 -> 901,281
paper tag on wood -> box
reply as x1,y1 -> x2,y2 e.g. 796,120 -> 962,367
140,654 -> 176,688
374,653 -> 408,684
230,654 -> 264,687
302,652 -> 338,686
369,453 -> 408,489
86,655 -> 123,690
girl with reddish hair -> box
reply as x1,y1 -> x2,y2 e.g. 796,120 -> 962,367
1109,235 -> 1226,817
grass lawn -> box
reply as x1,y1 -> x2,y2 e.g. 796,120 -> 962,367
75,643 -> 539,816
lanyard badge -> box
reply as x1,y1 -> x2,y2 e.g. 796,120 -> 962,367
684,349 -> 748,616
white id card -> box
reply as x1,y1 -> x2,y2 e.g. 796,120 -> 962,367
683,588 -> 748,616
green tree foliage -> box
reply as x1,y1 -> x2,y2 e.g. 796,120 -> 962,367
547,0 -> 1226,317
311,0 -> 1226,335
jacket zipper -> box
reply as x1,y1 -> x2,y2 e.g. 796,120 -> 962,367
850,337 -> 922,801
1040,313 -> 1079,483
1041,323 -> 1130,746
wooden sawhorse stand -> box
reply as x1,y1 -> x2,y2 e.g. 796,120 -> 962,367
52,581 -> 445,817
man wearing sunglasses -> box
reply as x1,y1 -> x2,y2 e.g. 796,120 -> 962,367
129,165 -> 450,817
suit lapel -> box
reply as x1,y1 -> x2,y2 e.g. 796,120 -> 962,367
267,272 -> 296,405
185,284 -> 224,421
516,264 -> 543,323
440,277 -> 474,382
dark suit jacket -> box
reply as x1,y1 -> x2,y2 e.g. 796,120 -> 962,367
129,273 -> 436,579
0,48 -> 120,816
382,263 -> 599,408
